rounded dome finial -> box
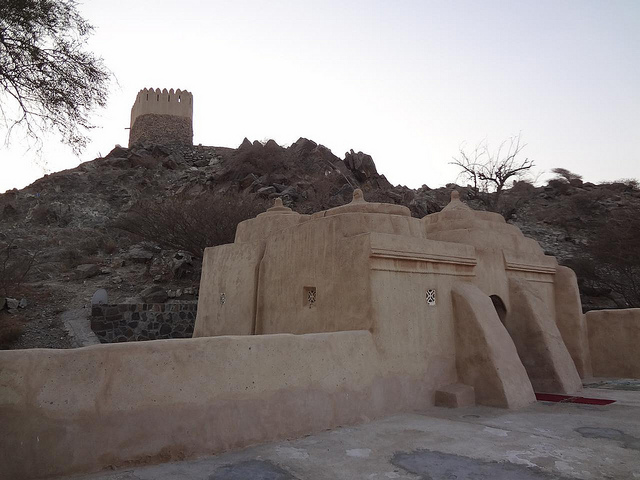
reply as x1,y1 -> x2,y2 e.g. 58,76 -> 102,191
264,196 -> 293,214
352,188 -> 365,203
451,190 -> 460,202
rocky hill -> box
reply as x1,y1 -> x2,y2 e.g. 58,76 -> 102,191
1,138 -> 638,349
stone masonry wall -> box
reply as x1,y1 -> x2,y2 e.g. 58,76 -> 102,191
128,113 -> 193,147
91,301 -> 196,343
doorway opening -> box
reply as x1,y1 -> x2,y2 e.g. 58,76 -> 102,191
490,295 -> 507,325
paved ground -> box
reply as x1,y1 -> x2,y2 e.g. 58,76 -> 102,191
61,308 -> 100,348
62,385 -> 640,480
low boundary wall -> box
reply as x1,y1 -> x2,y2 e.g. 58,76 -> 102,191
586,308 -> 640,378
0,331 -> 437,479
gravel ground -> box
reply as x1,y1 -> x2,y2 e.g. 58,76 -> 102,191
1,283 -> 74,350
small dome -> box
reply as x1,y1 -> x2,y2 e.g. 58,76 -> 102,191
324,189 -> 410,217
424,190 -> 544,256
257,198 -> 297,217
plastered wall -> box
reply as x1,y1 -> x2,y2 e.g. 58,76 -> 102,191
255,224 -> 373,334
194,243 -> 263,337
586,308 -> 640,378
0,331 -> 443,479
554,266 -> 592,378
130,88 -> 193,127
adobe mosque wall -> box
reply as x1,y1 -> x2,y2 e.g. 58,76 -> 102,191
587,308 -> 640,378
195,190 -> 583,397
128,88 -> 193,146
1,190 -> 639,479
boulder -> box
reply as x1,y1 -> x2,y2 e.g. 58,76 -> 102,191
6,298 -> 19,309
172,252 -> 194,279
18,298 -> 27,309
162,157 -> 179,170
290,138 -> 318,155
279,186 -> 299,200
124,296 -> 144,304
75,264 -> 99,279
344,149 -> 378,181
150,145 -> 171,158
240,173 -> 259,190
257,186 -> 277,197
127,246 -> 154,263
105,145 -> 129,159
139,286 -> 168,303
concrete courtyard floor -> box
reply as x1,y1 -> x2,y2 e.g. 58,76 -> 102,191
64,382 -> 640,480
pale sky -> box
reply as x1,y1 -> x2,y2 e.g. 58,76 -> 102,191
1,0 -> 639,193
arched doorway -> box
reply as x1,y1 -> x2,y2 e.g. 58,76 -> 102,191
490,295 -> 507,325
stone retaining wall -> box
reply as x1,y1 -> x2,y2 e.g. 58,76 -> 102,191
128,113 -> 193,146
90,302 -> 196,342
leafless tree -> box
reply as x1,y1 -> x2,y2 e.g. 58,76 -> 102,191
451,133 -> 534,211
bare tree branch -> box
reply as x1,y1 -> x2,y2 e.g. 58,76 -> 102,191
450,133 -> 534,211
0,0 -> 111,154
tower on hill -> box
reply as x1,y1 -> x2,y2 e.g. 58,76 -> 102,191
128,88 -> 193,147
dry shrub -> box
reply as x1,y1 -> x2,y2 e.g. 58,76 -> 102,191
61,248 -> 83,270
615,178 -> 639,190
551,168 -> 582,184
587,208 -> 640,307
114,193 -> 266,258
499,182 -> 537,221
537,189 -> 606,233
0,314 -> 25,348
0,240 -> 38,296
103,238 -> 118,254
79,236 -> 101,256
546,178 -> 571,195
566,206 -> 640,308
510,179 -> 537,194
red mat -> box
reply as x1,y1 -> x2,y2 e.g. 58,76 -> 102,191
535,393 -> 615,405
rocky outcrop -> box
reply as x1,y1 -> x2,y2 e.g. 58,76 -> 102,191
344,149 -> 378,181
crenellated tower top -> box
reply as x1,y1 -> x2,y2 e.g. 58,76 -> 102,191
128,87 -> 193,146
129,87 -> 193,128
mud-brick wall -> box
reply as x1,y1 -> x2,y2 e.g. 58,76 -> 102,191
90,302 -> 196,343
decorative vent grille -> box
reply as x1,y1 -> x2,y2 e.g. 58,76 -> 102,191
304,286 -> 317,307
220,293 -> 226,305
426,289 -> 436,306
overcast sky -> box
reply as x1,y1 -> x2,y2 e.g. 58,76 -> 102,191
1,0 -> 639,193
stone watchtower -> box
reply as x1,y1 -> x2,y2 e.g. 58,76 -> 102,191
128,88 -> 193,147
